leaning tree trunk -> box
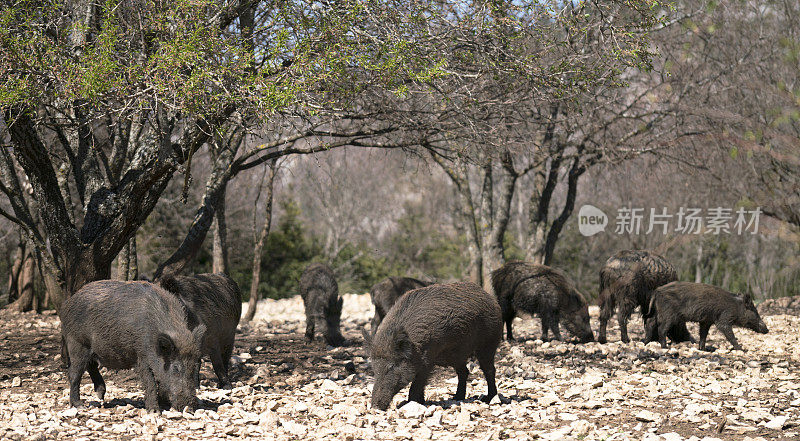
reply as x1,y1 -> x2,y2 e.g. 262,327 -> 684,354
244,161 -> 277,322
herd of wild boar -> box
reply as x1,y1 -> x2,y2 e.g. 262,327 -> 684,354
57,249 -> 769,415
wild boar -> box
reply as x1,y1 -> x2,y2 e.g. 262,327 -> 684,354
60,280 -> 205,411
369,276 -> 432,334
597,249 -> 693,344
362,282 -> 502,410
647,281 -> 768,351
159,273 -> 242,389
299,263 -> 345,346
491,261 -> 594,343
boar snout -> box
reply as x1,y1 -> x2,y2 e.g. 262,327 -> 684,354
172,394 -> 198,412
370,389 -> 393,411
755,320 -> 769,334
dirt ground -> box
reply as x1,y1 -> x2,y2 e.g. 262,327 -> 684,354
0,293 -> 798,440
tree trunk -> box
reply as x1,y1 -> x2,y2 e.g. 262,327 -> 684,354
117,242 -> 130,280
243,161 -> 277,322
466,242 -> 483,286
212,192 -> 229,274
8,246 -> 35,312
542,156 -> 585,264
41,267 -> 61,311
694,244 -> 703,283
5,241 -> 24,306
127,237 -> 138,280
525,160 -> 558,264
480,247 -> 503,292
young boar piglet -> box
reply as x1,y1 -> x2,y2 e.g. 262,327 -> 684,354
492,261 -> 594,343
647,281 -> 768,351
369,276 -> 431,334
362,282 -> 502,411
299,263 -> 345,346
159,273 -> 242,389
60,280 -> 205,411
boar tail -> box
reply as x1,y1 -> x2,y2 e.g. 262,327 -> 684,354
60,334 -> 69,369
645,295 -> 657,319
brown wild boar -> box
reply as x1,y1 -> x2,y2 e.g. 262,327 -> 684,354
159,273 -> 242,389
299,263 -> 345,346
60,280 -> 205,411
597,249 -> 693,344
362,282 -> 502,411
369,276 -> 431,334
646,281 -> 768,351
491,261 -> 594,343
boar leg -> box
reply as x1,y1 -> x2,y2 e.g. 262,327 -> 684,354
539,316 -> 549,341
617,303 -> 635,343
505,318 -> 515,341
370,312 -> 383,335
548,315 -> 562,341
697,322 -> 712,351
716,323 -> 743,351
304,314 -> 315,342
503,309 -> 516,341
477,352 -> 497,403
643,316 -> 659,343
86,358 -> 106,401
222,342 -> 234,374
597,293 -> 615,344
666,322 -> 696,344
210,350 -> 232,389
657,320 -> 670,349
408,369 -> 431,404
453,364 -> 469,401
66,340 -> 90,408
137,362 -> 160,412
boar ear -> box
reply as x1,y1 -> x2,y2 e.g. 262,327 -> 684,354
157,333 -> 176,360
159,275 -> 181,294
192,323 -> 207,345
393,329 -> 413,357
361,328 -> 372,351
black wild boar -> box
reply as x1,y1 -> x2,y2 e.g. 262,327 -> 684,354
491,261 -> 594,343
159,273 -> 242,389
647,281 -> 768,351
362,282 -> 502,410
60,280 -> 205,411
369,276 -> 432,334
597,249 -> 693,344
299,263 -> 345,346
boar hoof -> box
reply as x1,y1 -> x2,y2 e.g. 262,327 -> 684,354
478,394 -> 494,404
95,386 -> 106,401
70,399 -> 86,409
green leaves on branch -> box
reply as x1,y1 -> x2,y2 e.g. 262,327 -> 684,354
1,0 -> 669,119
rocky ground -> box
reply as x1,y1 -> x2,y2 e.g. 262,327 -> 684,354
1,293 -> 798,441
